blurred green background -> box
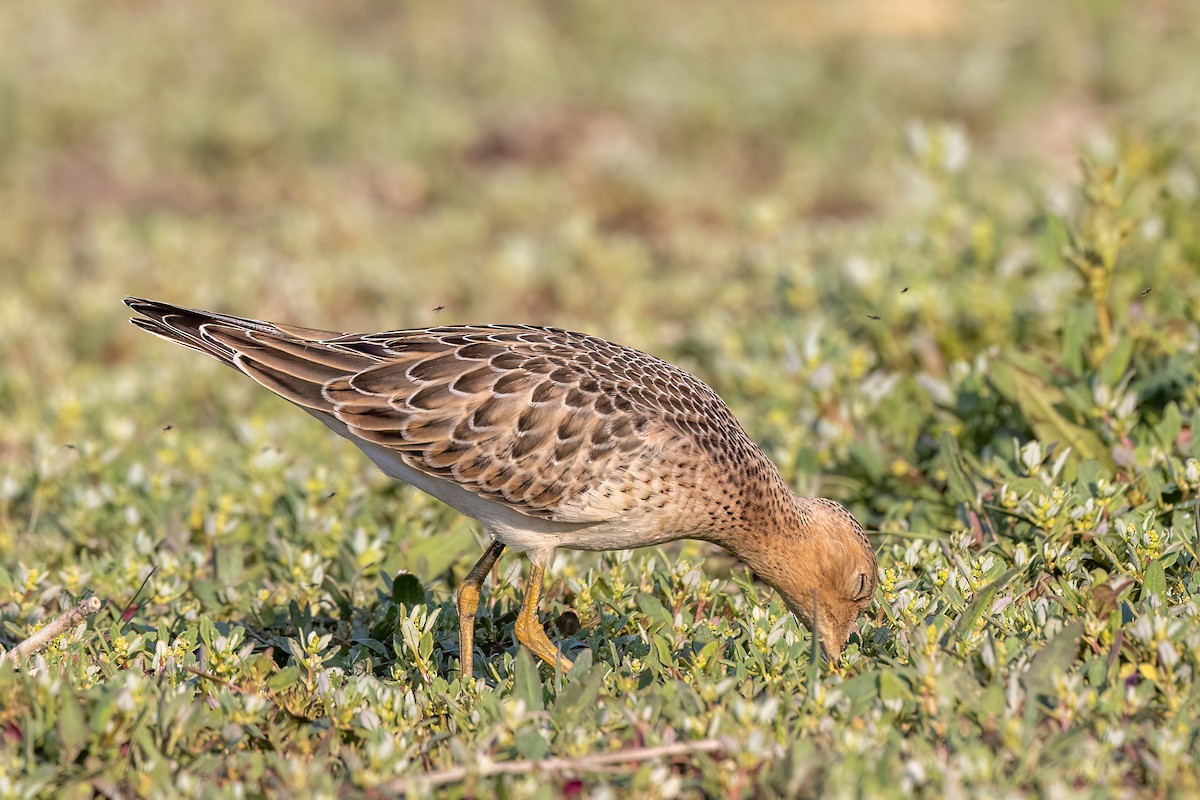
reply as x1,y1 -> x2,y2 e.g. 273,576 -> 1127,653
4,0 -> 1200,540
3,1 -> 1200,796
3,0 -> 1197,344
4,0 -> 1199,497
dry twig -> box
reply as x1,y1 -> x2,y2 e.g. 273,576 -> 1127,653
1,596 -> 102,666
383,738 -> 729,795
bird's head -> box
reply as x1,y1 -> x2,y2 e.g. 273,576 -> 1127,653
731,497 -> 877,661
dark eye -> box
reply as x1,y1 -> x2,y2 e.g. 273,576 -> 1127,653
854,573 -> 869,601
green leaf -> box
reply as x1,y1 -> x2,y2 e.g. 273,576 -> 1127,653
58,692 -> 87,759
514,728 -> 550,760
1050,576 -> 1083,614
513,648 -> 543,712
1142,561 -> 1167,601
879,671 -> 906,704
1061,305 -> 1091,375
1014,382 -> 1093,457
652,634 -> 673,667
552,654 -> 605,728
848,440 -> 886,483
566,648 -> 594,680
988,359 -> 1019,404
839,673 -> 876,705
1005,478 -> 1048,498
636,595 -> 673,629
944,568 -> 1019,646
369,603 -> 401,642
939,432 -> 981,512
1061,383 -> 1096,417
89,690 -> 118,737
1005,351 -> 1057,383
1192,409 -> 1200,459
216,544 -> 243,585
1041,213 -> 1073,261
1022,621 -> 1084,713
268,666 -> 301,691
1097,335 -> 1134,388
1086,656 -> 1108,689
350,637 -> 387,656
979,681 -> 1005,718
402,527 -> 477,581
198,616 -> 218,649
193,580 -> 219,609
1141,466 -> 1165,505
1155,403 -> 1183,450
391,573 -> 425,607
693,640 -> 720,673
1009,371 -> 1112,468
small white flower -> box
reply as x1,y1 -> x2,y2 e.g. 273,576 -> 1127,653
1020,441 -> 1042,473
1158,641 -> 1179,669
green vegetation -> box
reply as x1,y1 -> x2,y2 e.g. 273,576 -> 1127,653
3,1 -> 1200,796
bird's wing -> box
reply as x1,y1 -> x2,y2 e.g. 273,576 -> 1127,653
124,298 -> 729,524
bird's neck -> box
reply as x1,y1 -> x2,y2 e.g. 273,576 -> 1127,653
703,446 -> 809,551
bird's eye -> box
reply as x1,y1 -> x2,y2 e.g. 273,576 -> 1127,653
852,572 -> 870,601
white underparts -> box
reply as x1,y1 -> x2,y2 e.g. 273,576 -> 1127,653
303,409 -> 676,555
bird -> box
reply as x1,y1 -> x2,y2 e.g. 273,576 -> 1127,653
124,297 -> 878,676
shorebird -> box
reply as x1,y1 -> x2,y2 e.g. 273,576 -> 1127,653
125,298 -> 878,676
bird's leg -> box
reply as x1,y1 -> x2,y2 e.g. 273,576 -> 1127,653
456,540 -> 506,679
514,559 -> 574,673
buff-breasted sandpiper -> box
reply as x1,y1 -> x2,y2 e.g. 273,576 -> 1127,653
125,298 -> 877,675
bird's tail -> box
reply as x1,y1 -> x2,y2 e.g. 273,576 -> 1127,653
124,297 -> 271,369
124,297 -> 349,366
123,297 -> 376,412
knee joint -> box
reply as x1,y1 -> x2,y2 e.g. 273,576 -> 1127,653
457,584 -> 479,614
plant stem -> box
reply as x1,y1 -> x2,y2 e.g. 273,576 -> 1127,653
1,596 -> 102,667
384,738 -> 729,794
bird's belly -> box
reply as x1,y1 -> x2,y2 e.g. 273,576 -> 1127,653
493,517 -> 679,552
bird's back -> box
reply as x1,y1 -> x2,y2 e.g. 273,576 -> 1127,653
125,299 -> 771,545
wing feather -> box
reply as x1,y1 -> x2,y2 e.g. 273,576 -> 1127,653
125,297 -> 743,525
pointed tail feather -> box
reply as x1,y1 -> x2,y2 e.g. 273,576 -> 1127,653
124,297 -> 252,369
124,297 -> 375,412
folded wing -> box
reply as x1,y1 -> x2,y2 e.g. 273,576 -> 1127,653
124,298 -> 717,524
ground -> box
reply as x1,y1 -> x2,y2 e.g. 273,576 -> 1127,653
2,1 -> 1200,796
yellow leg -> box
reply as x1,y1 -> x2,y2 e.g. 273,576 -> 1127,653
457,540 -> 505,678
514,560 -> 574,673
